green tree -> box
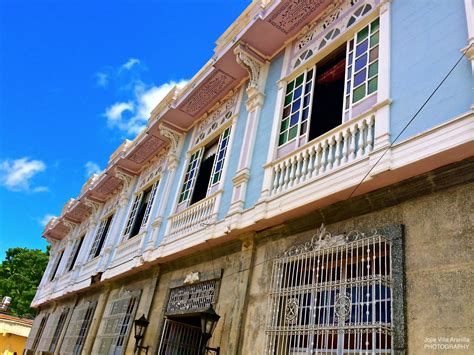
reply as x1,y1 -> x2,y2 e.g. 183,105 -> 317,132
0,247 -> 49,318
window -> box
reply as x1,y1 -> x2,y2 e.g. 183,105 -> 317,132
89,215 -> 113,260
266,230 -> 393,354
49,307 -> 70,352
277,19 -> 379,149
65,235 -> 85,272
31,313 -> 49,351
60,300 -> 98,355
123,180 -> 159,240
49,250 -> 64,281
178,127 -> 231,207
96,290 -> 141,354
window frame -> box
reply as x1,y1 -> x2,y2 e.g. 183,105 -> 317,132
274,12 -> 382,159
176,123 -> 233,210
65,235 -> 85,272
88,214 -> 114,260
49,250 -> 64,281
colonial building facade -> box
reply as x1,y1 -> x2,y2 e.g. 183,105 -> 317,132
26,0 -> 473,354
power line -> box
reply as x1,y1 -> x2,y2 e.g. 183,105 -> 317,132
347,43 -> 472,200
219,43 -> 472,281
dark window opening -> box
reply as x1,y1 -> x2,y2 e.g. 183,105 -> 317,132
94,216 -> 113,258
190,143 -> 217,205
309,44 -> 346,141
129,187 -> 152,239
68,236 -> 84,271
50,251 -> 64,281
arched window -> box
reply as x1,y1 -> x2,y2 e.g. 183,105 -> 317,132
347,4 -> 373,27
318,28 -> 341,50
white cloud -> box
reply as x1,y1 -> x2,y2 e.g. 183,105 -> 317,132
0,157 -> 47,192
85,161 -> 101,177
39,214 -> 55,227
96,72 -> 109,87
103,80 -> 188,136
121,58 -> 141,70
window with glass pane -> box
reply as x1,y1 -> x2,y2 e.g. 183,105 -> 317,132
345,18 -> 379,108
266,235 -> 392,354
123,181 -> 159,240
89,215 -> 113,259
278,70 -> 315,146
49,250 -> 64,281
31,313 -> 49,350
178,150 -> 203,204
209,127 -> 231,187
65,236 -> 84,272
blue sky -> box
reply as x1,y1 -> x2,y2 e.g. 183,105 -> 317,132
0,0 -> 249,259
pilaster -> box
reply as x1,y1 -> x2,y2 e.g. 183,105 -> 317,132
229,43 -> 269,213
82,285 -> 112,354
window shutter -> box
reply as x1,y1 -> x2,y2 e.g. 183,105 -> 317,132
123,193 -> 142,239
25,312 -> 47,350
49,307 -> 70,352
141,180 -> 159,228
65,238 -> 82,271
60,300 -> 97,355
96,290 -> 141,355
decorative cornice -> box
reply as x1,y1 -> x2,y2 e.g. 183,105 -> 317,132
62,220 -> 77,232
462,41 -> 474,61
83,198 -> 101,216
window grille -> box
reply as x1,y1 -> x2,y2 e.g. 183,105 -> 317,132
60,299 -> 98,355
50,307 -> 70,352
96,290 -> 141,355
89,215 -> 113,259
31,313 -> 49,351
266,227 -> 393,354
36,306 -> 70,352
166,279 -> 217,315
158,319 -> 202,354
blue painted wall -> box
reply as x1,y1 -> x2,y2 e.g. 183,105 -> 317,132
155,131 -> 192,245
245,52 -> 284,209
390,0 -> 472,142
218,90 -> 249,219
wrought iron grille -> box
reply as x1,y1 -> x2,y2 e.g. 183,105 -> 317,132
266,226 -> 393,354
96,289 -> 141,354
166,280 -> 217,314
158,319 -> 202,355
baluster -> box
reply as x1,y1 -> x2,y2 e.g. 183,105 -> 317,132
327,136 -> 335,170
342,128 -> 350,163
366,115 -> 374,152
357,121 -> 366,157
271,166 -> 279,195
314,143 -> 323,177
300,150 -> 309,183
283,160 -> 291,191
306,146 -> 315,179
334,132 -> 343,167
349,125 -> 357,161
294,153 -> 302,185
287,156 -> 296,188
320,140 -> 329,173
278,162 -> 285,193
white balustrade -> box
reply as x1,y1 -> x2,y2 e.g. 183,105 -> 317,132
167,192 -> 220,241
269,114 -> 375,196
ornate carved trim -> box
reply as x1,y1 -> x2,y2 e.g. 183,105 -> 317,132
160,125 -> 183,169
234,43 -> 265,93
83,198 -> 101,216
280,223 -> 383,257
115,169 -> 133,191
62,220 -> 77,232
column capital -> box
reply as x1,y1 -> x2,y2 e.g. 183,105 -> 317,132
160,125 -> 183,169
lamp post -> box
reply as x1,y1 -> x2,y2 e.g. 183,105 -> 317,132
200,305 -> 221,354
134,314 -> 150,354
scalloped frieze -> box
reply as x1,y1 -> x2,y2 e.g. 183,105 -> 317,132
101,191 -> 120,217
137,149 -> 168,189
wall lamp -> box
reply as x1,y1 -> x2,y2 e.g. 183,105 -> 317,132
134,314 -> 150,354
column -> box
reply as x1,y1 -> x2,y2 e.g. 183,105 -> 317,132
228,43 -> 269,214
